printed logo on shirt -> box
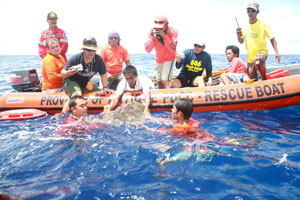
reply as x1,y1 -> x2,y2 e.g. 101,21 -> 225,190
63,33 -> 68,39
42,33 -> 62,38
185,59 -> 204,73
248,33 -> 259,39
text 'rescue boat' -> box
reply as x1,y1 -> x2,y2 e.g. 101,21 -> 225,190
1,66 -> 300,114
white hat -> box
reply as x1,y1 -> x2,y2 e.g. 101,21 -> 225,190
194,41 -> 206,47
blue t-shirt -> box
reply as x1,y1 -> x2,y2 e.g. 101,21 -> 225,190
63,52 -> 107,88
178,49 -> 212,80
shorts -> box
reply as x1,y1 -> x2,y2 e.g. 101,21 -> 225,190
155,61 -> 174,81
227,73 -> 249,84
64,81 -> 100,97
254,51 -> 267,66
175,74 -> 196,87
42,87 -> 64,93
108,71 -> 124,90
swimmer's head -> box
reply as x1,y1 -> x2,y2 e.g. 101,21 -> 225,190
173,98 -> 193,120
69,95 -> 88,117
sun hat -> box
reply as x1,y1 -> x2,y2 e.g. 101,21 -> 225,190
194,41 -> 206,47
81,37 -> 99,51
247,2 -> 259,12
47,12 -> 58,19
153,14 -> 168,29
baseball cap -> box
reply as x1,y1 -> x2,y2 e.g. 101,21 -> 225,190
247,2 -> 259,12
153,14 -> 168,29
108,31 -> 120,39
47,12 -> 58,19
81,37 -> 99,51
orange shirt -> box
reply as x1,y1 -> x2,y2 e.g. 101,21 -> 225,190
100,45 -> 130,74
161,118 -> 215,141
41,54 -> 65,91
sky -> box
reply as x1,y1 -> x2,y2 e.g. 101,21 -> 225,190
0,0 -> 300,56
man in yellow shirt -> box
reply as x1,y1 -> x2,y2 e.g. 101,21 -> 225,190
236,2 -> 280,80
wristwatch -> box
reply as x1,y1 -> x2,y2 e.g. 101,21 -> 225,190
103,86 -> 108,89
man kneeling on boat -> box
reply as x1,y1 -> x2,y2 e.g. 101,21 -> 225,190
219,45 -> 250,85
61,37 -> 113,113
104,65 -> 154,115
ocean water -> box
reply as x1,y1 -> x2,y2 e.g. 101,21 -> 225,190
0,54 -> 300,199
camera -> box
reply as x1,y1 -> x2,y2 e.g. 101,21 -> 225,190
151,28 -> 161,37
72,64 -> 83,71
151,29 -> 157,37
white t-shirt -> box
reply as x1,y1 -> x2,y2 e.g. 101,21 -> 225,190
115,75 -> 155,95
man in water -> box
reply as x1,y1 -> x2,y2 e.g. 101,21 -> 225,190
57,95 -> 90,135
161,98 -> 214,141
105,65 -> 154,115
159,98 -> 215,166
236,2 -> 280,80
65,95 -> 88,124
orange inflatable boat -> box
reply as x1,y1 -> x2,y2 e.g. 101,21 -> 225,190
1,73 -> 300,114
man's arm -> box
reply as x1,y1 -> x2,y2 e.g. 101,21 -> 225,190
61,68 -> 77,78
106,93 -> 122,112
143,91 -> 151,115
206,56 -> 213,86
162,28 -> 178,54
125,60 -> 131,66
145,28 -> 155,53
38,40 -> 47,59
100,73 -> 112,94
270,38 -> 280,63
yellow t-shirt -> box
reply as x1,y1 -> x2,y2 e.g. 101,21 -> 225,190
242,19 -> 274,63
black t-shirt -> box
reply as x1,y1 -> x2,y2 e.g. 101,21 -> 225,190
63,52 -> 107,87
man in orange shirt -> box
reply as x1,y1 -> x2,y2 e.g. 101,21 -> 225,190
65,95 -> 88,124
41,38 -> 66,92
159,98 -> 215,166
100,31 -> 131,89
161,98 -> 214,141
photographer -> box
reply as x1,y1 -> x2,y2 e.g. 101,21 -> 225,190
145,14 -> 178,89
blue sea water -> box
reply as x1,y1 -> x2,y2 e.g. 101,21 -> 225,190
0,54 -> 300,200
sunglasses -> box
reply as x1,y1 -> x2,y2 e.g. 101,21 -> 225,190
109,37 -> 119,40
154,20 -> 166,24
85,49 -> 96,52
247,8 -> 257,13
194,44 -> 204,48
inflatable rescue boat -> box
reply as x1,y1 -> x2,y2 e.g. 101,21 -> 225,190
0,66 -> 300,114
